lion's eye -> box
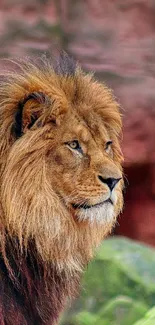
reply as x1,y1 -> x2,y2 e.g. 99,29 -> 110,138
65,140 -> 82,153
105,140 -> 112,152
69,140 -> 80,150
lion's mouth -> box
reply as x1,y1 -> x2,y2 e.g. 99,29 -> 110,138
72,198 -> 113,210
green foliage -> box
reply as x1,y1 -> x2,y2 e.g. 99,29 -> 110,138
67,311 -> 97,325
133,307 -> 155,325
95,296 -> 147,325
83,237 -> 155,309
60,237 -> 155,325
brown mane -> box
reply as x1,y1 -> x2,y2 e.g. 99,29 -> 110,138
0,53 -> 123,324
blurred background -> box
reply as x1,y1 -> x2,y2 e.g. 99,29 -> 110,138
0,1 -> 155,324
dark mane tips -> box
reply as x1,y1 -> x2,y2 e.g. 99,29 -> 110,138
22,92 -> 47,106
54,52 -> 77,76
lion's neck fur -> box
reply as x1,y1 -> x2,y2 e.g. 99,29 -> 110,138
0,233 -> 80,325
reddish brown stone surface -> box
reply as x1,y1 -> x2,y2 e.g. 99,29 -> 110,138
0,0 -> 60,59
0,0 -> 155,246
116,164 -> 155,246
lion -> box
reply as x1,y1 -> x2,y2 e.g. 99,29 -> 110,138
0,53 -> 123,324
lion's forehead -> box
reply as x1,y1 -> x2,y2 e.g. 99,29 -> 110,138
61,110 -> 110,146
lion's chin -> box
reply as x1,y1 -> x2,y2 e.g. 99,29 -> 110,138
75,201 -> 115,224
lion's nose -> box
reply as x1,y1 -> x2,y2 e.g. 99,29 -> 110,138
98,176 -> 122,191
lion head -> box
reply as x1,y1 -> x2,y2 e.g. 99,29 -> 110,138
0,54 -> 123,273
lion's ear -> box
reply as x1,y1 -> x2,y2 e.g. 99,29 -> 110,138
13,92 -> 51,138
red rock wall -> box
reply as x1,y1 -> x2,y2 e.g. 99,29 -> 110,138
0,0 -> 155,246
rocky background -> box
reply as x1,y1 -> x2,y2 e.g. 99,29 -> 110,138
0,0 -> 155,245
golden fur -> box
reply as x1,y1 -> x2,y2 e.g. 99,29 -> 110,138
0,55 -> 123,274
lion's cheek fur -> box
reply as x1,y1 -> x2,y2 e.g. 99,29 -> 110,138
0,141 -> 118,275
0,136 -> 110,273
